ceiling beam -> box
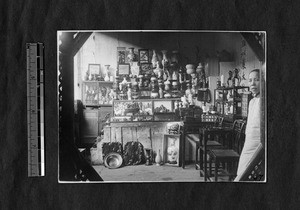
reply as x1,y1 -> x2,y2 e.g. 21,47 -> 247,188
71,32 -> 92,56
241,33 -> 265,62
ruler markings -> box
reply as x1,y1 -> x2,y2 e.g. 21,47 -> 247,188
27,43 -> 45,177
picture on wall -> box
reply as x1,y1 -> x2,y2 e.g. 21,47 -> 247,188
117,47 -> 126,64
118,63 -> 130,76
140,63 -> 152,75
88,64 -> 100,75
138,49 -> 149,64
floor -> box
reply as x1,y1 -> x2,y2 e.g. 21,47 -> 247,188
92,163 -> 231,182
93,163 -> 201,182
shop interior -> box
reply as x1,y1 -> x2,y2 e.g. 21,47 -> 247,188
58,31 -> 266,182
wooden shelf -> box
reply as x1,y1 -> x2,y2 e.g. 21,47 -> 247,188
82,81 -> 114,84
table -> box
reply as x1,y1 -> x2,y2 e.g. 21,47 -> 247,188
199,127 -> 233,181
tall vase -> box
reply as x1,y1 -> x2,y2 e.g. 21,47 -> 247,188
127,47 -> 135,63
170,50 -> 179,68
104,65 -> 110,81
161,50 -> 169,69
151,50 -> 158,68
155,149 -> 162,166
153,61 -> 162,76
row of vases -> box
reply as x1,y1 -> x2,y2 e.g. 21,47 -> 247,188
145,149 -> 163,166
84,64 -> 113,81
127,48 -> 180,68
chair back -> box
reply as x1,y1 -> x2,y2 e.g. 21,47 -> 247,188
230,120 -> 246,153
214,116 -> 224,128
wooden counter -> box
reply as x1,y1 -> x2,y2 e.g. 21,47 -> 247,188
103,121 -> 180,154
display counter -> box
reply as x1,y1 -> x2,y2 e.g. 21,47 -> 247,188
103,121 -> 180,154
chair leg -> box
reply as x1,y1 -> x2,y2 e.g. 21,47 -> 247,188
200,148 -> 203,170
209,156 -> 212,177
195,145 -> 199,170
215,160 -> 219,182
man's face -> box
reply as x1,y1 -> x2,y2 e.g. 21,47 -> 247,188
249,71 -> 260,95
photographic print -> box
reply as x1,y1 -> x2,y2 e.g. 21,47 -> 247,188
58,30 -> 266,183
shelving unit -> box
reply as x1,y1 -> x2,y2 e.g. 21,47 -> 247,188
112,98 -> 181,122
214,86 -> 249,121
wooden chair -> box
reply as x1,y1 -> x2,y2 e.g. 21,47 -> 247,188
207,120 -> 246,181
196,116 -> 225,170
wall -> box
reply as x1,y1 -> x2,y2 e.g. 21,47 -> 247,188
73,32 -> 263,161
74,32 -> 217,100
216,32 -> 262,84
74,31 -> 262,102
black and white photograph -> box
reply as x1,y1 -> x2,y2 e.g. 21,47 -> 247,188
3,0 -> 300,208
58,31 -> 266,182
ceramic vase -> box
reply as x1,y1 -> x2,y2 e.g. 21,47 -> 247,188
153,61 -> 161,76
104,65 -> 110,81
170,50 -> 179,66
127,47 -> 135,63
155,149 -> 162,165
161,50 -> 169,68
151,50 -> 158,68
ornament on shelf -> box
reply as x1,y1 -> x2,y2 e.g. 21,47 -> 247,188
161,50 -> 169,69
155,149 -> 162,166
217,77 -> 221,88
196,62 -> 204,74
186,64 -> 195,75
164,80 -> 171,91
170,50 -> 179,67
153,61 -> 162,76
227,70 -> 233,87
127,86 -> 132,100
104,65 -> 110,81
233,68 -> 241,86
145,148 -> 153,165
138,75 -> 144,89
127,47 -> 136,64
88,72 -> 93,81
151,50 -> 158,68
159,84 -> 164,98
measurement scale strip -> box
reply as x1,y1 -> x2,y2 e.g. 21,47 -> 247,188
27,43 -> 45,177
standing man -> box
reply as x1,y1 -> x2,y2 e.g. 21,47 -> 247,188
235,69 -> 261,179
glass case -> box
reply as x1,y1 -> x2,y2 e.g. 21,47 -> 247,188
82,81 -> 114,106
112,98 -> 181,122
214,86 -> 249,121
